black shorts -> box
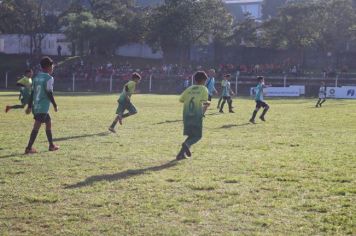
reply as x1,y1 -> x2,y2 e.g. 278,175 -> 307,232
256,100 -> 268,109
34,113 -> 51,123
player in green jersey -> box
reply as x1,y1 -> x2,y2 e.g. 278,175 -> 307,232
249,76 -> 270,124
5,69 -> 33,113
109,72 -> 141,133
24,57 -> 59,154
176,71 -> 210,160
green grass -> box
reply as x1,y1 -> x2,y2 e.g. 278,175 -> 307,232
0,92 -> 355,235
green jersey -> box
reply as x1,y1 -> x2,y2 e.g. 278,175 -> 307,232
17,76 -> 32,103
32,72 -> 54,114
180,85 -> 209,128
118,80 -> 136,103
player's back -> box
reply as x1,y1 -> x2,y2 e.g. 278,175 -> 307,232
32,72 -> 52,114
180,85 -> 208,118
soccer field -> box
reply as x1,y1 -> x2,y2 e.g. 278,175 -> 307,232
0,92 -> 355,235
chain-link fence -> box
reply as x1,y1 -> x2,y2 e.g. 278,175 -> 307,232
1,70 -> 356,97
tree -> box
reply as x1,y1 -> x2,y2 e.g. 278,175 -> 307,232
61,0 -> 147,55
262,0 -> 287,19
146,0 -> 233,62
0,0 -> 62,55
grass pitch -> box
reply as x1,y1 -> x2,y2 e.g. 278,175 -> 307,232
0,92 -> 355,235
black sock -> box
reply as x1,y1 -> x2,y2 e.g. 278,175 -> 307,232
220,100 -> 226,111
228,99 -> 233,111
316,99 -> 321,106
27,130 -> 39,149
46,130 -> 53,146
251,110 -> 258,120
110,120 -> 118,129
10,105 -> 25,109
320,99 -> 326,105
217,97 -> 222,108
260,108 -> 269,118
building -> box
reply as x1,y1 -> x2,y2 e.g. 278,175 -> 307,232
0,34 -> 71,56
224,0 -> 263,20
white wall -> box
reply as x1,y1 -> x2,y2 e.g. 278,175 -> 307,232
0,34 -> 71,56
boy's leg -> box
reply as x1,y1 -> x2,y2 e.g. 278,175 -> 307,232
6,104 -> 26,112
227,97 -> 234,112
25,119 -> 42,154
319,99 -> 326,106
109,102 -> 126,132
259,103 -> 270,121
250,102 -> 260,123
315,98 -> 321,107
45,116 -> 59,151
219,97 -> 227,112
122,102 -> 137,118
217,96 -> 223,109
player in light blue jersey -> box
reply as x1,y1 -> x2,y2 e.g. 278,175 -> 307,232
219,74 -> 234,113
205,69 -> 217,102
249,76 -> 270,124
315,81 -> 326,107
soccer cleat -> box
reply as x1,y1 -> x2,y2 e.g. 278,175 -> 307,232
108,127 -> 116,133
176,146 -> 187,160
219,110 -> 224,113
49,144 -> 59,152
260,116 -> 266,122
5,106 -> 10,113
229,110 -> 235,113
25,147 -> 37,154
182,143 -> 191,157
249,119 -> 256,124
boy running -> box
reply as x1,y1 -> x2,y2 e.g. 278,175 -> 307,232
5,69 -> 33,113
249,76 -> 270,124
219,74 -> 234,113
205,69 -> 217,102
24,57 -> 59,154
109,72 -> 141,133
315,81 -> 327,107
176,71 -> 210,160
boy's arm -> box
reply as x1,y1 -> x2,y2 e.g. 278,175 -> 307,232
46,78 -> 58,112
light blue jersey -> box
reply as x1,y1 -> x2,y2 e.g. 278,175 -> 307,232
205,77 -> 216,96
255,83 -> 264,101
222,80 -> 231,97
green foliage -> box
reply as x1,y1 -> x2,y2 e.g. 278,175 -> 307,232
146,0 -> 233,61
262,0 -> 287,19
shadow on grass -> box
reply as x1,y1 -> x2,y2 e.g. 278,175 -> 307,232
0,153 -> 24,159
53,132 -> 109,142
64,160 -> 178,189
219,122 -> 251,129
154,120 -> 182,125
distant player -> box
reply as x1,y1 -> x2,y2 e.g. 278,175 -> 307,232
315,81 -> 327,107
205,69 -> 217,102
249,76 -> 270,124
219,74 -> 235,113
109,72 -> 141,133
24,57 -> 59,154
5,69 -> 33,113
176,71 -> 210,160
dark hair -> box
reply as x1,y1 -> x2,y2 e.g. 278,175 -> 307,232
257,76 -> 264,81
25,69 -> 33,74
223,74 -> 231,78
194,71 -> 208,82
40,56 -> 53,69
132,72 -> 141,80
